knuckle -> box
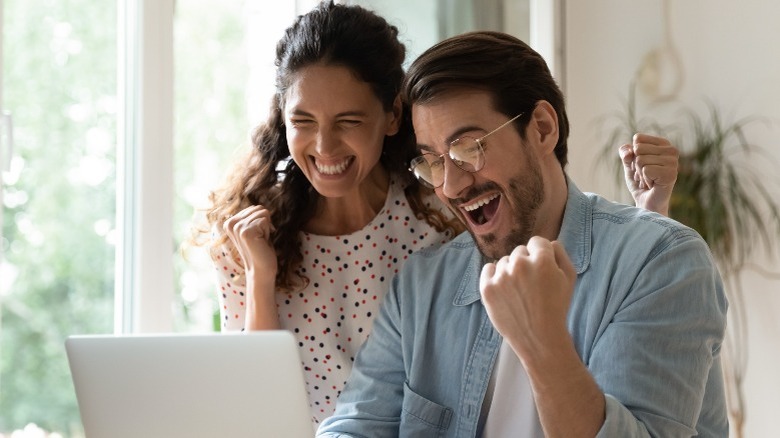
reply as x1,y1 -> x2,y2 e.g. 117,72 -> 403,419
223,218 -> 235,233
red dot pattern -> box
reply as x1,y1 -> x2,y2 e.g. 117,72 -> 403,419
213,179 -> 452,424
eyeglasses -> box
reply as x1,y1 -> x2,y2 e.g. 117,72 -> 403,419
408,113 -> 524,189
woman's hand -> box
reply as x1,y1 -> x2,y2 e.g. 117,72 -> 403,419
620,133 -> 679,216
223,205 -> 279,278
223,205 -> 281,330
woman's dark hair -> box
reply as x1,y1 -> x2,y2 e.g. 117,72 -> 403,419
197,1 -> 460,291
403,30 -> 570,167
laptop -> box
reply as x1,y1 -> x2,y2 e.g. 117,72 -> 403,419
65,331 -> 314,438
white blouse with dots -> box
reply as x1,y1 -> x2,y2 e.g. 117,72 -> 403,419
212,177 -> 453,425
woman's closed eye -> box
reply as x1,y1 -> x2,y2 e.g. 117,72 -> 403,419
337,119 -> 362,128
289,118 -> 316,128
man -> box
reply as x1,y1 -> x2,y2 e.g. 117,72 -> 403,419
317,31 -> 727,437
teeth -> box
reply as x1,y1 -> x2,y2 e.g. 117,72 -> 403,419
463,194 -> 498,211
316,158 -> 351,175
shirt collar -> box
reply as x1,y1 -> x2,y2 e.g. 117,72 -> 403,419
558,176 -> 592,275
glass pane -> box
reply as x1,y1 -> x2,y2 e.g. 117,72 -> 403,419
0,1 -> 117,436
173,0 -> 298,332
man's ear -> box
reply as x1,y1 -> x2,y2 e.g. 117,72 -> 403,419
386,94 -> 403,136
529,100 -> 559,156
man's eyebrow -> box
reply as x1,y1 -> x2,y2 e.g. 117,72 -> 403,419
416,124 -> 486,152
416,143 -> 435,153
446,125 -> 484,144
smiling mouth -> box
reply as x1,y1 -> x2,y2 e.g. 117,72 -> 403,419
315,157 -> 354,175
462,193 -> 500,225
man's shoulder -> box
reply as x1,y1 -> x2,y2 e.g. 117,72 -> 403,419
388,231 -> 482,309
398,231 -> 480,284
586,192 -> 702,241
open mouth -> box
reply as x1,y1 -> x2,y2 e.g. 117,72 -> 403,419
314,156 -> 354,175
463,193 -> 500,226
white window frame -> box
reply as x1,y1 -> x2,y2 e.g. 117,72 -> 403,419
1,0 -> 5,265
531,0 -> 566,90
116,0 -> 175,333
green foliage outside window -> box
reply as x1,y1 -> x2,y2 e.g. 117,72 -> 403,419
172,0 -> 250,333
1,0 -> 117,435
2,0 -> 253,434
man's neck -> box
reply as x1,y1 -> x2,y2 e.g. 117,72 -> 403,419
536,165 -> 569,241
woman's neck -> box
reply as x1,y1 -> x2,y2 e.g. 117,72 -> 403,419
304,166 -> 390,236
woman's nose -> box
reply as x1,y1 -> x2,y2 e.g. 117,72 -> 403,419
315,126 -> 339,154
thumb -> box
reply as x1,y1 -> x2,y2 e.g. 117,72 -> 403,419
618,143 -> 634,166
552,240 -> 576,286
619,144 -> 638,181
479,261 -> 497,294
619,143 -> 647,191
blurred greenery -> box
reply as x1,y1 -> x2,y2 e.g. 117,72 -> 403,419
172,0 -> 249,333
0,0 -> 252,434
1,0 -> 117,435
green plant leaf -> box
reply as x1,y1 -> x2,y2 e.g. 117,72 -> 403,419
597,84 -> 780,274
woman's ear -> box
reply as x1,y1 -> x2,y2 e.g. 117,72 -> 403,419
386,94 -> 403,136
530,100 -> 559,156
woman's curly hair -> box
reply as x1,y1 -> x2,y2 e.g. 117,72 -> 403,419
191,1 -> 461,292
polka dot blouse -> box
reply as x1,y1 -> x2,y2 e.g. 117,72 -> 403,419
212,177 -> 453,425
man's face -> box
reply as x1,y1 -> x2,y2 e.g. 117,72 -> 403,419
411,90 -> 545,260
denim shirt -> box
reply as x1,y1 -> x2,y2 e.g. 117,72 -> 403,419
317,179 -> 728,438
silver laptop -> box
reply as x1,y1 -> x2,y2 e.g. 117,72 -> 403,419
65,331 -> 313,438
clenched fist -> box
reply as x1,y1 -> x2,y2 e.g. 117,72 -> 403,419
479,237 -> 576,361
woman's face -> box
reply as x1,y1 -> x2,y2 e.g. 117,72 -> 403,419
283,63 -> 401,199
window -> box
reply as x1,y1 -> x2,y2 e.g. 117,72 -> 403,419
0,0 -> 307,433
0,0 -> 117,435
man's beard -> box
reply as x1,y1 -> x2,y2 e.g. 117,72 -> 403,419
470,156 -> 545,261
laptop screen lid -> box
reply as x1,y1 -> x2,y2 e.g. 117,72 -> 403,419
65,331 -> 313,438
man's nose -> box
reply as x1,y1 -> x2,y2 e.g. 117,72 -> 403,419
440,156 -> 473,199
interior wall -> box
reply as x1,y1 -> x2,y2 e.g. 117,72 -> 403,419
563,1 -> 780,436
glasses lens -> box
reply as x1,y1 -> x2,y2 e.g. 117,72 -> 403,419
449,138 -> 484,172
410,154 -> 443,188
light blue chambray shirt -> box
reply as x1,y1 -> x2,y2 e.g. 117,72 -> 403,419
317,179 -> 728,438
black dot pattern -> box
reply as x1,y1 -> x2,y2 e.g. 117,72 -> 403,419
213,178 -> 452,424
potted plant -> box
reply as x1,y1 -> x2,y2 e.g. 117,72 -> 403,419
597,83 -> 780,438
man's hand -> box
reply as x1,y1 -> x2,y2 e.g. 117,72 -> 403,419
480,238 -> 605,437
619,133 -> 678,216
479,237 -> 576,362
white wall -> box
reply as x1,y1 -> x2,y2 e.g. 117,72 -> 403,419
563,1 -> 780,436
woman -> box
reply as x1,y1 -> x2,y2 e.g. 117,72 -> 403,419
195,1 -> 677,425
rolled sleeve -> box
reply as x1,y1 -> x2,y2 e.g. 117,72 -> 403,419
588,234 -> 728,437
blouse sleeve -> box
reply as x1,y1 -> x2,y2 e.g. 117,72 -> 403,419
209,234 -> 248,332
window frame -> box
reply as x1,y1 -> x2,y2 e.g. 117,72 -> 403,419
1,0 -> 5,271
530,0 -> 565,89
116,0 -> 175,333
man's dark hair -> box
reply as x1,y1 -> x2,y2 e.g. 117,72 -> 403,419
403,30 -> 570,167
